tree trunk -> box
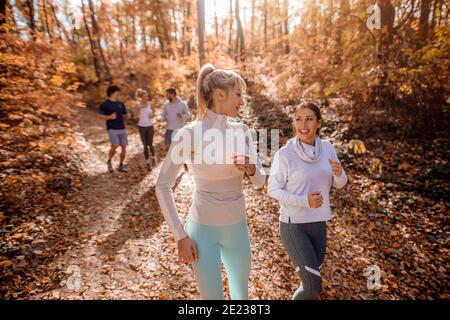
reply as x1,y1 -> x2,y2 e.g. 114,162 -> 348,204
0,0 -> 6,78
228,0 -> 233,54
234,0 -> 245,62
115,3 -> 125,66
181,0 -> 192,56
418,0 -> 432,44
50,2 -> 67,42
372,0 -> 395,109
323,0 -> 334,46
377,0 -> 395,64
26,0 -> 36,39
131,9 -> 137,50
64,9 -> 79,50
152,13 -> 166,55
141,20 -> 147,53
0,0 -> 6,34
334,0 -> 350,65
5,0 -> 17,32
430,0 -> 438,30
263,0 -> 267,49
155,0 -> 174,57
42,0 -> 53,42
87,0 -> 111,82
271,8 -> 275,43
214,0 -> 219,43
81,0 -> 101,81
181,0 -> 186,55
119,40 -> 125,65
437,0 -> 444,27
123,14 -> 128,49
171,6 -> 178,43
250,0 -> 255,46
283,0 -> 289,54
197,0 -> 205,65
277,0 -> 283,45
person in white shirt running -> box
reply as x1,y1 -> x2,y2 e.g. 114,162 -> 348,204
134,88 -> 156,169
267,101 -> 348,300
155,64 -> 266,300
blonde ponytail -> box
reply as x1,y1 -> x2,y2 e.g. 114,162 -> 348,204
196,64 -> 216,120
196,63 -> 246,120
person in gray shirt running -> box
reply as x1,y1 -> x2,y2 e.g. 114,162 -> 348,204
161,87 -> 190,149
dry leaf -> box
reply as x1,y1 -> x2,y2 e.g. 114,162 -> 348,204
1,260 -> 13,268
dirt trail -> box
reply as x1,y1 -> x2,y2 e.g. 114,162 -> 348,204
32,107 -> 200,299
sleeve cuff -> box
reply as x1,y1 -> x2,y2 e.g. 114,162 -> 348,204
249,166 -> 267,187
333,170 -> 348,187
297,194 -> 310,208
174,229 -> 188,242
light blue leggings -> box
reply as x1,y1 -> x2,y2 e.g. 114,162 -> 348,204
185,218 -> 251,300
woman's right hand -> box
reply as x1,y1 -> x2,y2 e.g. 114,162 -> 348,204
177,236 -> 199,264
308,192 -> 323,208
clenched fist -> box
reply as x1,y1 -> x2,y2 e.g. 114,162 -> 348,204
308,192 -> 323,208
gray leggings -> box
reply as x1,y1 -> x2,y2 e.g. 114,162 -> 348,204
138,126 -> 154,159
280,219 -> 327,300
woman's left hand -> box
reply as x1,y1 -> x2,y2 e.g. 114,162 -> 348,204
232,153 -> 256,176
329,159 -> 343,176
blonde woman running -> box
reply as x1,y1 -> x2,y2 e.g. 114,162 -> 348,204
134,88 -> 156,169
155,64 -> 266,300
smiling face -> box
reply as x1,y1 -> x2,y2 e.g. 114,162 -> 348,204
212,83 -> 245,117
293,107 -> 322,145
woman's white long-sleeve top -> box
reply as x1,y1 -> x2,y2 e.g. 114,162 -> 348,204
267,138 -> 348,224
155,108 -> 266,241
